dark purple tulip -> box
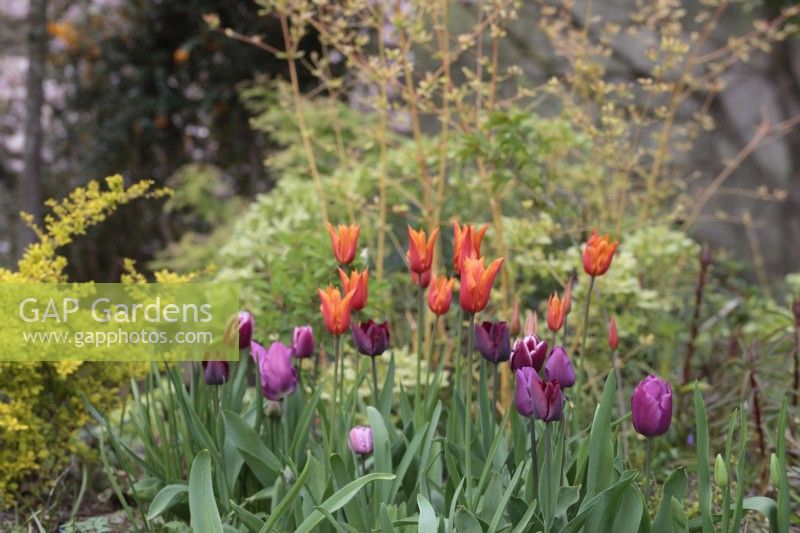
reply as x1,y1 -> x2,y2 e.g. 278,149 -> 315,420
291,325 -> 315,358
510,335 -> 548,371
474,321 -> 511,364
351,320 -> 390,356
238,311 -> 254,349
514,367 -> 540,417
530,378 -> 563,422
544,346 -> 575,388
252,341 -> 298,401
348,426 -> 373,455
202,361 -> 229,385
631,375 -> 672,437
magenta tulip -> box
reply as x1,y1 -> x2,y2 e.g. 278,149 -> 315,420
202,361 -> 229,385
514,367 -> 540,417
348,426 -> 373,455
544,346 -> 575,388
474,321 -> 511,364
510,335 -> 548,371
291,325 -> 315,359
531,378 -> 563,422
252,341 -> 298,401
238,311 -> 254,349
351,320 -> 390,357
631,375 -> 672,437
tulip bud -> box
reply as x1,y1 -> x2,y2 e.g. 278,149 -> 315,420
236,311 -> 254,349
202,360 -> 229,385
608,317 -> 619,350
253,341 -> 298,401
348,426 -> 373,455
510,298 -> 521,337
514,367 -> 540,417
769,453 -> 779,486
714,454 -> 728,488
523,310 -> 538,336
351,320 -> 390,357
283,465 -> 296,485
544,346 -> 576,388
291,325 -> 315,359
546,293 -> 565,333
631,375 -> 672,437
474,321 -> 511,364
562,276 -> 573,315
510,335 -> 548,371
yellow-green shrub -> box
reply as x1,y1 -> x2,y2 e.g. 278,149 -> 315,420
0,175 -> 167,507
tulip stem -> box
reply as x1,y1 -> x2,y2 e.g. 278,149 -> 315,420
611,348 -> 630,462
544,422 -> 554,531
530,418 -> 539,497
465,312 -> 476,504
371,356 -> 379,406
491,363 -> 499,421
643,438 -> 654,501
415,285 -> 425,412
332,335 -> 341,444
575,275 -> 596,433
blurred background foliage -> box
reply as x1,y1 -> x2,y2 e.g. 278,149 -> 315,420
0,0 -> 799,526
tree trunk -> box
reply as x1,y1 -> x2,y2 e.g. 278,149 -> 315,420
17,0 -> 48,257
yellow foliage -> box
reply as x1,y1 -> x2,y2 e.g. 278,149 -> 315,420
0,176 -> 170,507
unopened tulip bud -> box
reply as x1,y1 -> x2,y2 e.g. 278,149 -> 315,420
265,401 -> 282,419
283,465 -> 295,485
631,375 -> 672,437
608,317 -> 619,350
769,453 -> 779,486
714,454 -> 728,488
523,310 -> 538,336
348,426 -> 373,455
291,325 -> 315,359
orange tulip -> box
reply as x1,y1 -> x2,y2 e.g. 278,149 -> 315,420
338,268 -> 369,311
318,286 -> 355,335
608,316 -> 619,350
546,292 -> 565,332
326,222 -> 360,265
459,255 -> 504,314
453,222 -> 489,275
582,231 -> 618,277
428,275 -> 456,315
407,226 -> 439,274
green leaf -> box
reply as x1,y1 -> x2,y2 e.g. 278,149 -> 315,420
742,497 -> 778,533
260,452 -> 313,532
290,384 -> 323,464
488,462 -> 525,533
146,484 -> 188,521
560,471 -> 636,533
188,450 -> 223,533
222,409 -> 282,486
367,406 -> 394,502
417,494 -> 439,533
293,473 -> 395,533
775,399 -> 789,533
584,372 -> 617,503
229,500 -> 266,531
693,384 -> 713,533
653,468 -> 688,532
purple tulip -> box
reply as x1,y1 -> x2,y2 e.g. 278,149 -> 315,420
474,321 -> 511,364
631,375 -> 672,437
238,311 -> 254,349
531,378 -> 564,422
291,325 -> 315,358
252,341 -> 298,401
510,335 -> 548,371
351,320 -> 390,356
202,361 -> 229,385
348,425 -> 373,455
514,367 -> 540,417
544,346 -> 575,388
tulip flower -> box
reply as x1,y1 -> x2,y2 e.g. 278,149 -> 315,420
291,325 -> 315,359
202,360 -> 229,385
351,320 -> 390,357
232,311 -> 253,350
546,293 -> 565,333
608,317 -> 619,350
631,375 -> 672,437
582,231 -> 619,277
453,222 -> 488,275
318,286 -> 355,336
338,268 -> 369,311
544,346 -> 575,388
326,222 -> 360,265
531,378 -> 564,422
523,310 -> 538,336
428,275 -> 455,315
253,341 -> 298,401
407,226 -> 439,274
514,367 -> 540,417
411,269 -> 432,288
510,335 -> 548,371
459,255 -> 504,314
474,321 -> 510,364
348,425 -> 373,455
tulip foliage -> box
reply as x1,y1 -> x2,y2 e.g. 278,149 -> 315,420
89,225 -> 794,533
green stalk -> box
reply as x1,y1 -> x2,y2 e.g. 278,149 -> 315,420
491,362 -> 499,422
371,356 -> 379,405
643,438 -> 653,500
574,275 -> 596,432
465,312 -> 476,503
611,348 -> 629,462
332,335 -> 341,445
544,422 -> 554,531
530,418 -> 539,496
416,284 -> 425,411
